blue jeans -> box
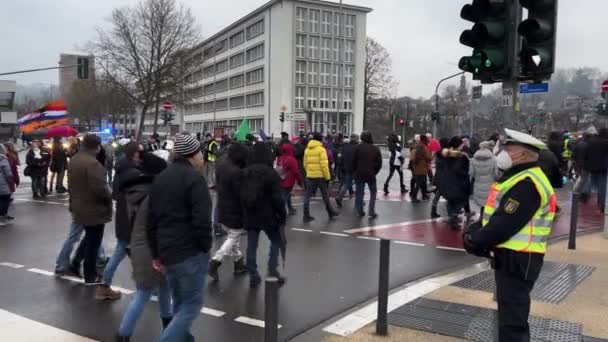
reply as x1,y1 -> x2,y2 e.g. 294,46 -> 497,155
55,222 -> 84,272
590,173 -> 607,210
355,178 -> 377,215
160,253 -> 209,342
246,229 -> 281,276
102,239 -> 128,286
118,279 -> 172,337
303,178 -> 332,212
336,172 -> 354,200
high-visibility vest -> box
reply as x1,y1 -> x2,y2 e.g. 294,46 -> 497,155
482,166 -> 556,254
562,140 -> 571,159
207,141 -> 218,162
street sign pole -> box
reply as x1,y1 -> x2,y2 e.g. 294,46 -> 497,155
504,0 -> 522,129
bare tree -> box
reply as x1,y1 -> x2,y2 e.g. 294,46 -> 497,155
90,0 -> 200,139
364,38 -> 397,128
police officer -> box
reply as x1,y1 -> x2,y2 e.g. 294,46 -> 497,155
463,128 -> 556,342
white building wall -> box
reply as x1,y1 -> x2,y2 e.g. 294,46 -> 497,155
352,11 -> 367,134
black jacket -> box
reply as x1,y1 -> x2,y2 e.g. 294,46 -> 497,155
538,149 -> 562,189
50,144 -> 68,173
216,156 -> 244,229
26,148 -> 51,177
241,164 -> 286,230
147,159 -> 213,266
113,157 -> 138,243
572,138 -> 589,171
585,135 -> 608,173
440,152 -> 471,201
388,143 -> 404,167
340,142 -> 358,174
352,142 -> 382,182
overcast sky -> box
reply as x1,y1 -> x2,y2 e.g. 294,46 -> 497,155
2,0 -> 607,98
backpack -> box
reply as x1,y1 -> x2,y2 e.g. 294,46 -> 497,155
275,159 -> 287,180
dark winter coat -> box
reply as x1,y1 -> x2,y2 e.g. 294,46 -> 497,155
50,144 -> 68,173
410,143 -> 432,176
539,148 -> 563,189
216,147 -> 246,229
147,159 -> 213,266
0,155 -> 13,196
112,157 -> 142,243
68,149 -> 113,226
26,148 -> 50,177
241,144 -> 286,230
340,141 -> 358,174
278,143 -> 302,189
547,134 -> 564,164
5,153 -> 19,193
440,150 -> 471,202
352,142 -> 382,182
585,135 -> 608,174
388,142 -> 405,167
572,138 -> 589,171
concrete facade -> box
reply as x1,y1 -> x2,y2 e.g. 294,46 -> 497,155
182,0 -> 371,138
58,54 -> 95,101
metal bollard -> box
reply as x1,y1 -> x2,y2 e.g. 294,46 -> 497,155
569,193 -> 580,250
376,239 -> 390,336
265,277 -> 279,342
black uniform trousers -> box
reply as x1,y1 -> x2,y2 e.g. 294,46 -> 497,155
493,249 -> 544,342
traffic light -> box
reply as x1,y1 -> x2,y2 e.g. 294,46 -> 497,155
431,112 -> 440,122
280,112 -> 285,123
77,57 -> 89,79
162,111 -> 174,126
398,118 -> 405,126
518,0 -> 558,82
596,103 -> 608,116
167,112 -> 174,124
458,0 -> 512,84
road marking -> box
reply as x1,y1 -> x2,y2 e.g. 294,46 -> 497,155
356,236 -> 380,241
320,231 -> 349,237
0,308 -> 98,341
235,316 -> 282,329
0,262 -> 24,269
201,307 -> 226,317
437,246 -> 466,252
292,228 -> 313,233
344,218 -> 448,234
27,268 -> 55,276
112,286 -> 134,295
393,241 -> 425,247
323,262 -> 489,337
14,198 -> 66,206
60,275 -> 84,284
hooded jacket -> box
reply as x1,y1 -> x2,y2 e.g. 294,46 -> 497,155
304,140 -> 331,180
470,148 -> 498,207
112,157 -> 139,243
440,149 -> 471,202
26,147 -> 50,177
216,143 -> 248,229
0,154 -> 14,196
278,143 -> 302,189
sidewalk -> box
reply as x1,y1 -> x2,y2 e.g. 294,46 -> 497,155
324,232 -> 608,342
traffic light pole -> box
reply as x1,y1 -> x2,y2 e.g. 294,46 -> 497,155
0,64 -> 80,76
503,0 -> 523,129
434,71 -> 465,137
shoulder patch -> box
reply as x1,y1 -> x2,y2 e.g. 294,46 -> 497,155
503,198 -> 520,214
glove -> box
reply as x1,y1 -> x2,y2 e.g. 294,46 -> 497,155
462,221 -> 491,258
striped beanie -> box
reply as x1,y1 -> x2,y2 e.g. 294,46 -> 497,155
174,134 -> 200,157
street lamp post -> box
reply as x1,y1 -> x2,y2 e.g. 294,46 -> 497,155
433,71 -> 465,138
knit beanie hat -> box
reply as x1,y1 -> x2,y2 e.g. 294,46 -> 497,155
174,134 -> 200,157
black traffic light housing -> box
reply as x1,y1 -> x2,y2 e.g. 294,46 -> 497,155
596,103 -> 608,116
77,57 -> 89,80
518,0 -> 558,82
458,0 -> 513,84
280,112 -> 285,123
162,111 -> 174,126
431,112 -> 440,122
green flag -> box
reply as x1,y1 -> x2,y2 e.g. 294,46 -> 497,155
235,118 -> 250,141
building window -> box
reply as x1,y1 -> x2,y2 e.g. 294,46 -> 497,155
321,38 -> 331,60
230,95 -> 245,109
320,63 -> 331,86
246,67 -> 264,85
215,98 -> 228,111
321,11 -> 332,35
215,78 -> 229,92
333,39 -> 342,62
332,64 -> 341,87
346,15 -> 356,38
215,39 -> 228,54
193,70 -> 203,82
345,40 -> 355,63
296,7 -> 307,32
186,87 -> 203,100
307,62 -> 319,85
334,13 -> 343,36
344,65 -> 354,87
296,61 -> 306,84
230,31 -> 245,48
230,74 -> 244,89
308,36 -> 320,59
307,87 -> 318,109
203,83 -> 215,95
203,47 -> 213,59
331,89 -> 340,109
216,59 -> 229,73
320,88 -> 330,109
246,91 -> 264,107
309,9 -> 320,34
203,101 -> 215,113
203,65 -> 215,78
192,52 -> 203,64
295,86 -> 305,110
344,90 -> 353,110
296,34 -> 306,58
246,43 -> 264,63
246,19 -> 264,39
230,53 -> 244,68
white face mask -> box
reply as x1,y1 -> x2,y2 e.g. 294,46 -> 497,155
496,150 -> 513,170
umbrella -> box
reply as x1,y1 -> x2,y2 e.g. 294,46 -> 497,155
45,126 -> 78,138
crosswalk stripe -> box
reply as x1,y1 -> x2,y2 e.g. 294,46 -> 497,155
320,231 -> 348,237
0,308 -> 97,341
27,268 -> 54,276
235,316 -> 282,329
201,307 -> 225,317
0,262 -> 24,269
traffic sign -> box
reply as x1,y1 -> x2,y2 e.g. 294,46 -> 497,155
519,83 -> 549,94
298,122 -> 305,131
601,80 -> 608,93
163,101 -> 173,111
285,113 -> 307,121
502,88 -> 513,107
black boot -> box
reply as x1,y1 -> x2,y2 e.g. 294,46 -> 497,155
384,184 -> 389,195
431,206 -> 440,219
326,205 -> 339,219
250,273 -> 262,288
115,334 -> 130,342
161,316 -> 173,329
208,259 -> 221,281
303,209 -> 315,222
401,185 -> 408,194
233,257 -> 248,275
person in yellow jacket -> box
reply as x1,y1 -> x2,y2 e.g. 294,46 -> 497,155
302,132 -> 338,222
463,128 -> 556,342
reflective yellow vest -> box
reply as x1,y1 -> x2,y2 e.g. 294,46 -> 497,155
482,167 -> 556,254
207,141 -> 218,162
562,140 -> 571,159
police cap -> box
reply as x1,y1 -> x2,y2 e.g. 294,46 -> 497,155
503,128 -> 547,152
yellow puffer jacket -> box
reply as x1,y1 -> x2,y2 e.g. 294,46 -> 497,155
304,140 -> 331,180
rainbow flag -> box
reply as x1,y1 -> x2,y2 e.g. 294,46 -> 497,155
19,100 -> 70,134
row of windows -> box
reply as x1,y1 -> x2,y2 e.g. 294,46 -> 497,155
185,118 -> 264,137
295,61 -> 354,87
296,8 -> 356,38
296,35 -> 355,63
194,18 -> 265,62
184,91 -> 265,115
294,87 -> 353,111
188,44 -> 265,83
188,67 -> 264,98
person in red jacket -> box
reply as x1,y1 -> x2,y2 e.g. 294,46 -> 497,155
277,143 -> 302,215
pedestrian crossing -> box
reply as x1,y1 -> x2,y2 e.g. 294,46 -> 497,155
0,308 -> 97,341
